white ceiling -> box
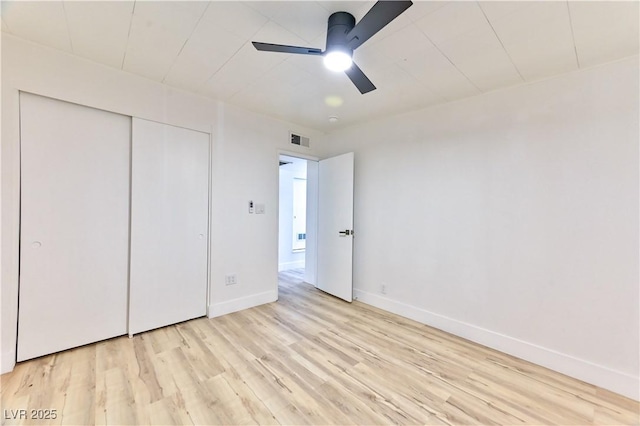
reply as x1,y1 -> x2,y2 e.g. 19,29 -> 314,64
2,1 -> 638,131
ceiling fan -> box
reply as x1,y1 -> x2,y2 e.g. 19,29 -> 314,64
252,1 -> 413,94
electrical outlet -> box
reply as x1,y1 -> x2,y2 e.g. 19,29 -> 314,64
381,283 -> 387,295
255,203 -> 265,214
225,274 -> 237,286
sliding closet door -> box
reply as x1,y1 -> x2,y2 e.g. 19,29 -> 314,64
129,118 -> 209,335
18,93 -> 130,361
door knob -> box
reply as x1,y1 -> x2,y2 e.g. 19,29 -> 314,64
198,234 -> 205,239
338,230 -> 353,236
31,241 -> 42,248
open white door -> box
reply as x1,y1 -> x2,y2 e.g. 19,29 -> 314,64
317,152 -> 354,302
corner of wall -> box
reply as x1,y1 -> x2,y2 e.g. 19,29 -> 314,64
1,351 -> 16,375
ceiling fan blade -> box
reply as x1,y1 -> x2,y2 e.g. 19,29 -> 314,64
346,1 -> 413,50
252,41 -> 323,56
345,63 -> 376,94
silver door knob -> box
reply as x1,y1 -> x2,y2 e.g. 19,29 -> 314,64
31,241 -> 42,248
198,234 -> 205,239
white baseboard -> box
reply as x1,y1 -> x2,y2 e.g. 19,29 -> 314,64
208,290 -> 277,319
354,288 -> 639,401
1,350 -> 16,374
278,260 -> 305,271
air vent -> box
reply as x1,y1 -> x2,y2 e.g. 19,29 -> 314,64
290,132 -> 310,148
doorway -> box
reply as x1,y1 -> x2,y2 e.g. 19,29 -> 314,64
278,154 -> 318,287
277,151 -> 354,302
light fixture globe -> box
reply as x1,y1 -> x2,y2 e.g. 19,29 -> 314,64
323,50 -> 353,72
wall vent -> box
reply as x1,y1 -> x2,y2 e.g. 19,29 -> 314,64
290,132 -> 310,148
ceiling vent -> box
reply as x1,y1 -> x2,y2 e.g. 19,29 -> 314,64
290,132 -> 310,148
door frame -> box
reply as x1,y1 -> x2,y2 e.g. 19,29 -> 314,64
276,150 -> 320,297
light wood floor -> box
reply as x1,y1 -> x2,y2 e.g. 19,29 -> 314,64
1,270 -> 638,425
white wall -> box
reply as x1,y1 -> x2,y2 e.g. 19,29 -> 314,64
0,34 -> 321,373
319,57 -> 640,400
278,158 -> 307,271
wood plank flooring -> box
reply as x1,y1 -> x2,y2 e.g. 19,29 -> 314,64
2,269 -> 638,425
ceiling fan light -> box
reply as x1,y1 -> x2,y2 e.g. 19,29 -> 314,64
323,50 -> 353,72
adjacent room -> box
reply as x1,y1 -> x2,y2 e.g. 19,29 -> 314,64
278,154 -> 309,274
1,1 -> 638,425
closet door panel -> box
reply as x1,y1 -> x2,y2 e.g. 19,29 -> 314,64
18,93 -> 130,361
129,118 -> 209,335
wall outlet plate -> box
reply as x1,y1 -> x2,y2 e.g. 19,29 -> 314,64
225,274 -> 237,285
